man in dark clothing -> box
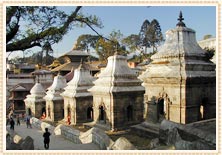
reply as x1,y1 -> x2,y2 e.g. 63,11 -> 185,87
26,116 -> 32,128
16,115 -> 20,126
43,128 -> 51,149
10,118 -> 15,130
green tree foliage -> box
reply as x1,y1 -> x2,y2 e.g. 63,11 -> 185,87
123,19 -> 163,62
74,34 -> 100,50
95,30 -> 128,61
74,30 -> 128,62
146,19 -> 164,52
6,6 -> 102,52
122,34 -> 140,51
8,51 -> 54,65
138,19 -> 151,53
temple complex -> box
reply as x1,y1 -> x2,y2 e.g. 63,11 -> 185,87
6,10 -> 217,150
61,62 -> 95,125
43,73 -> 67,122
88,53 -> 145,131
24,82 -> 46,118
139,12 -> 216,124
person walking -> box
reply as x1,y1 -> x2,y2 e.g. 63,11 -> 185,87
43,128 -> 51,149
16,115 -> 20,126
26,116 -> 32,128
9,118 -> 15,130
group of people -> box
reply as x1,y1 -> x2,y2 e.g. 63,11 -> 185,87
7,113 -> 51,150
7,115 -> 21,130
7,113 -> 33,130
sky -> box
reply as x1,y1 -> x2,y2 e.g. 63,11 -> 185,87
7,5 -> 217,59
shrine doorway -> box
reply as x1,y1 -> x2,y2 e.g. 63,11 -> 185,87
127,105 -> 133,121
87,106 -> 93,120
99,106 -> 105,122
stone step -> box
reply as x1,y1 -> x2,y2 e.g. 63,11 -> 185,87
140,122 -> 160,131
130,123 -> 160,139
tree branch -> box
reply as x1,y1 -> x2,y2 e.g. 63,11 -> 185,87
6,24 -> 20,44
6,6 -> 82,52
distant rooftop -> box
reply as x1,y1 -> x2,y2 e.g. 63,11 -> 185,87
60,50 -> 89,57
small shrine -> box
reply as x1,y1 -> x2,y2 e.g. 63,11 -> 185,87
88,52 -> 145,131
24,82 -> 46,118
43,73 -> 67,122
139,12 -> 216,124
61,62 -> 95,125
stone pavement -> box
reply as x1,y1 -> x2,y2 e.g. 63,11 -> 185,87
6,122 -> 100,150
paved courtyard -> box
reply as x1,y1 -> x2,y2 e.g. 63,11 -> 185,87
6,122 -> 99,150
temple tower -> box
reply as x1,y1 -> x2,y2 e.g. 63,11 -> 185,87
61,62 -> 95,125
43,73 -> 67,122
139,12 -> 216,124
24,82 -> 46,118
88,53 -> 145,131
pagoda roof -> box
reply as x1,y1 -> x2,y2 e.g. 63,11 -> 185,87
59,50 -> 89,59
51,62 -> 99,72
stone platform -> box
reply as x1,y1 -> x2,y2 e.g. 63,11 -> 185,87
131,121 -> 160,139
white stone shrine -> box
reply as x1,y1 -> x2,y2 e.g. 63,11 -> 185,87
139,12 -> 216,124
44,73 -> 67,122
89,52 -> 145,131
61,62 -> 95,125
24,82 -> 46,118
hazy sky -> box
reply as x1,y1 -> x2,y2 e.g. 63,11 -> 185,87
8,5 -> 217,59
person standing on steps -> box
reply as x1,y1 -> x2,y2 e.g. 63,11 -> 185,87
43,128 -> 51,149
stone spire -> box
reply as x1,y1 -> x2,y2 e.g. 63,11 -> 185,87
139,12 -> 216,124
30,83 -> 46,97
44,74 -> 67,100
89,54 -> 144,93
150,12 -> 206,62
176,11 -> 186,27
61,63 -> 95,98
25,82 -> 46,102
